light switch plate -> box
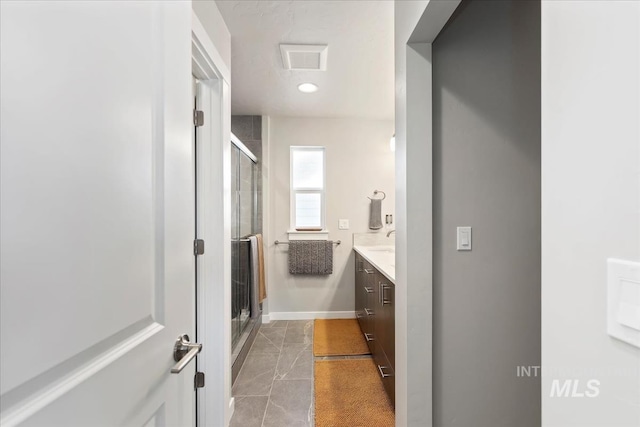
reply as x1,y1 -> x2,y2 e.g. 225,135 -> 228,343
339,219 -> 349,230
457,226 -> 472,251
607,259 -> 640,348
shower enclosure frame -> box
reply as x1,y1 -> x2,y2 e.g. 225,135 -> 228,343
230,133 -> 258,350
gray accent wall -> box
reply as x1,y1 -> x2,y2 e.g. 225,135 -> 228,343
432,1 -> 541,426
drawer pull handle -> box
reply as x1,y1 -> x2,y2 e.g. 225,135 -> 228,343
364,333 -> 375,342
364,286 -> 374,293
365,308 -> 374,316
364,269 -> 375,274
377,365 -> 392,378
380,283 -> 391,305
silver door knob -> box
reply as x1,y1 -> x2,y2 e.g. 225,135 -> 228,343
171,334 -> 202,374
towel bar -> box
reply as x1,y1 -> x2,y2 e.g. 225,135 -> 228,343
275,240 -> 341,245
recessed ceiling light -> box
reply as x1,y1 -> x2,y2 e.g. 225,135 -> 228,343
298,83 -> 318,93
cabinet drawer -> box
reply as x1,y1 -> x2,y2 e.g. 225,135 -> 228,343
380,282 -> 395,370
355,254 -> 366,332
374,346 -> 395,408
362,329 -> 375,354
354,250 -> 395,406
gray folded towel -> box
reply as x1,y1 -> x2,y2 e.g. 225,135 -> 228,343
288,241 -> 333,275
369,198 -> 383,230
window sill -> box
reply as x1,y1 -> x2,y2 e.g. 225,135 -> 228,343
287,230 -> 329,241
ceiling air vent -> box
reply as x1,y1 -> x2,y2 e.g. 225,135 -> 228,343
280,44 -> 328,71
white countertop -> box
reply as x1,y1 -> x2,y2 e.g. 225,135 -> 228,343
353,245 -> 396,284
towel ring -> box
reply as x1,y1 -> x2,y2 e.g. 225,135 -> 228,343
368,190 -> 386,201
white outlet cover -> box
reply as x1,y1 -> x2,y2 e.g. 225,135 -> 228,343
607,259 -> 640,348
338,219 -> 349,230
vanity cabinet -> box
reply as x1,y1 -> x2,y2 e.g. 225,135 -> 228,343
355,255 -> 366,333
354,252 -> 395,406
355,255 -> 377,353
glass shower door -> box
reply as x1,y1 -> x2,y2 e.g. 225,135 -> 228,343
231,143 -> 257,349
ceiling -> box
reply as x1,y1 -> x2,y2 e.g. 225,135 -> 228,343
215,1 -> 395,120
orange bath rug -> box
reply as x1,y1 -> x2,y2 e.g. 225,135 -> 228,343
314,358 -> 394,427
313,318 -> 371,356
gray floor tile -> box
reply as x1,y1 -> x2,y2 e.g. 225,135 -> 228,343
262,320 -> 288,328
287,320 -> 314,330
262,380 -> 313,427
232,352 -> 279,396
229,396 -> 268,427
249,328 -> 286,353
275,345 -> 313,380
284,323 -> 313,344
231,321 -> 317,427
281,340 -> 312,352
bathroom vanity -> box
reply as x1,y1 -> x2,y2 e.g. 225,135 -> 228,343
353,245 -> 395,406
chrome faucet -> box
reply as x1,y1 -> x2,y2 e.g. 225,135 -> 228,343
386,230 -> 396,237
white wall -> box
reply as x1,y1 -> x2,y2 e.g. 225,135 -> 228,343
193,0 -> 231,73
541,2 -> 640,426
265,116 -> 394,318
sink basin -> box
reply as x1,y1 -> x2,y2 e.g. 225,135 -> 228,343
366,247 -> 395,253
354,245 -> 396,282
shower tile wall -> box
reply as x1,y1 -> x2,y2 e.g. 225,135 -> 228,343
232,116 -> 263,234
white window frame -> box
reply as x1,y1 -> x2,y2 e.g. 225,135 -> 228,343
290,146 -> 326,231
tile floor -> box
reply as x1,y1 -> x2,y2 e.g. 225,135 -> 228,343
229,319 -> 371,427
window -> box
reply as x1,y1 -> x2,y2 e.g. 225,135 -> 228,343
291,146 -> 325,231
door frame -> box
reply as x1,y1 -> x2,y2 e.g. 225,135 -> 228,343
395,1 -> 460,425
191,11 -> 233,427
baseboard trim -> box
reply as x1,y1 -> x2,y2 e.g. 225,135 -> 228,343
227,397 -> 235,426
265,311 -> 356,321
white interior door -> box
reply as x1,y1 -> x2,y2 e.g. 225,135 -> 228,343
0,1 -> 195,426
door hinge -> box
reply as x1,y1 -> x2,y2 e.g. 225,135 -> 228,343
194,371 -> 205,389
194,239 -> 205,256
194,109 -> 204,127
